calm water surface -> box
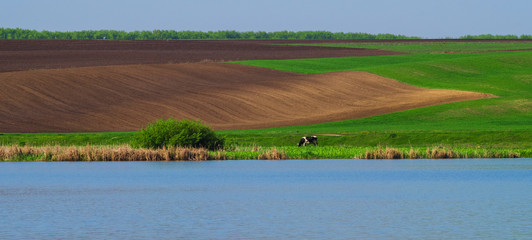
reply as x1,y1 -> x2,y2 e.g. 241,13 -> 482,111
1,159 -> 531,239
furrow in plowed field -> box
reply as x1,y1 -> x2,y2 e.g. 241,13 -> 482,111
0,39 -> 403,73
0,63 -> 493,132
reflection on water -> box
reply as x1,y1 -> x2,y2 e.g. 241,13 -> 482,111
1,159 -> 531,239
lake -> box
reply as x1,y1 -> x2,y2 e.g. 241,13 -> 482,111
1,159 -> 531,239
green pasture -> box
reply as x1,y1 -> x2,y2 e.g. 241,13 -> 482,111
290,41 -> 532,54
2,41 -> 532,155
229,44 -> 532,149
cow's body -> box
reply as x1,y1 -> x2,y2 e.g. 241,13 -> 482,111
298,136 -> 318,147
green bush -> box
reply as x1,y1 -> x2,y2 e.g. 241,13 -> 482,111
133,119 -> 224,150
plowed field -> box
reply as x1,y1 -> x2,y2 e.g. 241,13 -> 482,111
0,63 -> 492,132
0,39 -> 403,73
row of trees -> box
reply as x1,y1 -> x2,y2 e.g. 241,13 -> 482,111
2,28 -> 530,40
0,28 -> 420,40
459,34 -> 532,39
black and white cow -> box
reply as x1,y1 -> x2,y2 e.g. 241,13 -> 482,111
298,136 -> 318,147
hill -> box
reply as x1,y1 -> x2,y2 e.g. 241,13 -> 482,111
0,63 -> 490,132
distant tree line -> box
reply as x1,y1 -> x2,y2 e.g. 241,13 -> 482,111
0,28 -> 421,40
2,28 -> 530,40
459,34 -> 532,40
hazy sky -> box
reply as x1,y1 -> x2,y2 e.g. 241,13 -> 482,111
3,0 -> 531,38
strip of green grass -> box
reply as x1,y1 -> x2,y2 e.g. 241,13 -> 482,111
3,129 -> 531,150
290,41 -> 532,54
0,132 -> 134,146
221,130 -> 532,149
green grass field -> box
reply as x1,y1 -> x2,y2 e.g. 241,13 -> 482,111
2,41 -> 532,159
228,42 -> 532,150
287,41 -> 532,54
232,51 -> 532,130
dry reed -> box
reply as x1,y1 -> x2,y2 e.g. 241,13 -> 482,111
361,146 -> 522,159
364,146 -> 456,159
1,145 -> 524,161
257,148 -> 287,160
426,147 -> 454,159
0,145 -> 219,161
364,146 -> 403,159
408,148 -> 420,159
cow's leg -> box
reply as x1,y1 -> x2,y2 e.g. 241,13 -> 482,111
298,137 -> 307,147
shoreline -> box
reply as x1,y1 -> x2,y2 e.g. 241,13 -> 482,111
1,145 -> 528,161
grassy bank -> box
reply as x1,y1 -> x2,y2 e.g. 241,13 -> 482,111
1,144 -> 529,161
3,129 -> 532,149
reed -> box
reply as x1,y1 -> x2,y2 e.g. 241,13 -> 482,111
0,145 -> 526,161
257,148 -> 287,160
360,146 -> 523,159
408,148 -> 420,159
0,145 -> 215,161
223,146 -> 287,160
426,147 -> 454,159
363,146 -> 403,159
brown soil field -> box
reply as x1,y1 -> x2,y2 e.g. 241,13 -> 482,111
4,39 -> 527,73
0,39 -> 404,73
0,62 -> 492,133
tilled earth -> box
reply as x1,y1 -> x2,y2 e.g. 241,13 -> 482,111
0,39 -> 495,132
0,62 -> 492,132
0,39 -> 404,73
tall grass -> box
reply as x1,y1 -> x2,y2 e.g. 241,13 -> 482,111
360,146 -> 522,159
0,145 -> 528,161
0,145 -> 289,161
224,145 -> 527,160
0,145 -> 216,161
223,145 -> 288,160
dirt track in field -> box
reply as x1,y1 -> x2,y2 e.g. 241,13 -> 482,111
0,62 -> 492,132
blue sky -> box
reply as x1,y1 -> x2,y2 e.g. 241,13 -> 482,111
2,0 -> 531,38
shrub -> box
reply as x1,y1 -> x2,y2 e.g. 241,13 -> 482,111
133,119 -> 224,150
